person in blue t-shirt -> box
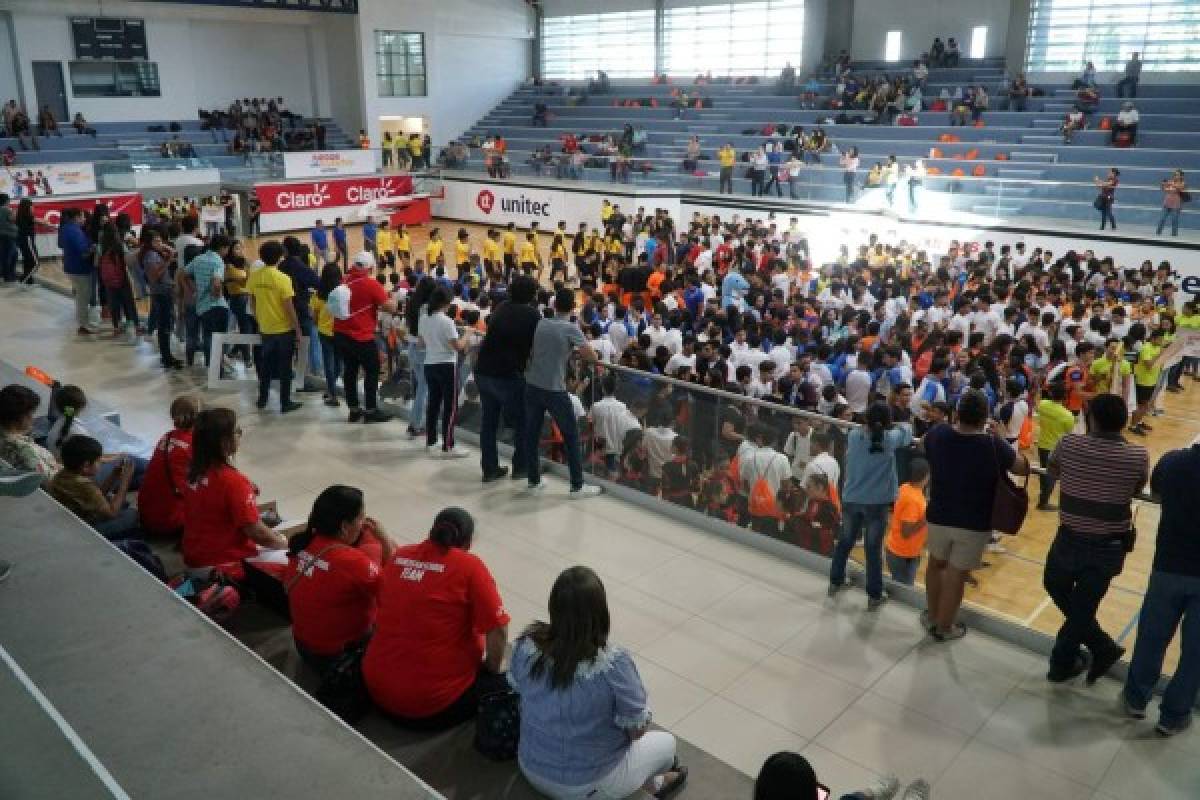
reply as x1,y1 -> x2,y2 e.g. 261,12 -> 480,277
362,215 -> 378,259
310,219 -> 329,263
332,217 -> 348,267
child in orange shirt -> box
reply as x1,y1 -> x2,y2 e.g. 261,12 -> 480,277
885,457 -> 929,586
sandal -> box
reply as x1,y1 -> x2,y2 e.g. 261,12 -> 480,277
933,623 -> 968,642
655,766 -> 688,800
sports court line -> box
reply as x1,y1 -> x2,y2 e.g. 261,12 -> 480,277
0,643 -> 132,800
1117,609 -> 1142,645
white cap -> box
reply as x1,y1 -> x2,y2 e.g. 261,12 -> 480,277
351,251 -> 376,269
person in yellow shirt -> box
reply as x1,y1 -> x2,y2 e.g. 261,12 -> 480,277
501,222 -> 518,279
376,221 -> 395,270
310,262 -> 343,408
1178,300 -> 1200,383
518,233 -> 540,277
1090,338 -> 1131,397
482,229 -> 502,282
407,134 -> 423,169
1130,327 -> 1167,435
425,228 -> 444,270
718,143 -> 736,194
601,199 -> 613,225
453,229 -> 472,277
394,223 -> 412,265
529,220 -> 543,261
245,240 -> 303,413
549,234 -> 569,284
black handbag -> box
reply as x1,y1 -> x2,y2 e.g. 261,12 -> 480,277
1093,195 -> 1107,211
314,641 -> 370,722
1180,190 -> 1192,203
474,689 -> 520,761
990,436 -> 1029,536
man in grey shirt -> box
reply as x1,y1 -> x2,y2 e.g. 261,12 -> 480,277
524,288 -> 600,497
1116,52 -> 1141,98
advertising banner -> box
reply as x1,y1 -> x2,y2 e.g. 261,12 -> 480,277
31,193 -> 143,234
1,163 -> 98,198
282,150 -> 377,179
253,175 -> 415,233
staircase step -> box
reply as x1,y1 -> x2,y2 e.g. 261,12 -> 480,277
997,167 -> 1046,179
972,204 -> 1023,215
1010,151 -> 1058,163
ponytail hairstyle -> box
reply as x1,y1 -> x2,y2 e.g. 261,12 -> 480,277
289,485 -> 365,556
53,384 -> 87,454
428,507 -> 474,550
864,402 -> 893,453
188,408 -> 239,484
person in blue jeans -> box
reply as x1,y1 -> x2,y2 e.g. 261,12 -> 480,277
1122,441 -> 1200,737
829,403 -> 912,610
404,277 -> 437,438
524,289 -> 602,498
474,276 -> 540,482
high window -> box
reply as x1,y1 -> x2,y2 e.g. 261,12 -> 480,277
540,11 -> 656,80
1027,0 -> 1200,72
375,31 -> 426,97
663,1 -> 805,77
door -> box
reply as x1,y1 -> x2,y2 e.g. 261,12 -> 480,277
32,61 -> 68,123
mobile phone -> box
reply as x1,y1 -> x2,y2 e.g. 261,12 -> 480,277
816,784 -> 830,800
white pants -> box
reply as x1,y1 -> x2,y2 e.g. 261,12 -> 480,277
522,731 -> 676,800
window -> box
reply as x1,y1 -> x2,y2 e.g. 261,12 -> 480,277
885,30 -> 902,62
375,31 -> 426,97
69,61 -> 160,97
541,11 -> 656,80
1027,0 -> 1200,72
663,1 -> 805,77
970,26 -> 988,59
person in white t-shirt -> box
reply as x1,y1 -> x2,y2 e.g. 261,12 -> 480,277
642,406 -> 677,481
844,364 -> 872,417
589,377 -> 641,474
995,378 -> 1029,444
588,323 -> 617,363
801,430 -> 841,493
739,423 -> 793,534
664,337 -> 697,377
782,416 -> 813,479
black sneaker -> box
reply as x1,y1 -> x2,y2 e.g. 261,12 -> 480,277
361,409 -> 392,424
255,397 -> 268,410
1047,653 -> 1091,683
482,466 -> 510,483
280,401 -> 303,414
348,408 -> 364,423
1086,645 -> 1125,686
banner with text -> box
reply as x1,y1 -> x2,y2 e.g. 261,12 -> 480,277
31,193 -> 143,238
432,178 -> 680,232
1,163 -> 98,198
254,175 -> 415,233
282,150 -> 377,179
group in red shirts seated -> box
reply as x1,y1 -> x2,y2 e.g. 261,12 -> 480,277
137,395 -> 199,537
363,507 -> 511,730
284,485 -> 397,671
181,408 -> 289,580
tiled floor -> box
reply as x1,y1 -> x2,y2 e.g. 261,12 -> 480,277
4,284 -> 1198,800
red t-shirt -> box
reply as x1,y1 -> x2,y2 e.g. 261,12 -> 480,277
182,464 -> 260,568
137,429 -> 192,535
285,533 -> 382,656
333,269 -> 388,342
363,540 -> 510,718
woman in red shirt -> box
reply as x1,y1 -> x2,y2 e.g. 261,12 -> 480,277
284,485 -> 396,671
363,507 -> 510,730
182,408 -> 287,578
138,395 -> 199,537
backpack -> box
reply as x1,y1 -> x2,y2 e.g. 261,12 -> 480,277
747,454 -> 781,519
325,284 -> 353,320
114,539 -> 168,582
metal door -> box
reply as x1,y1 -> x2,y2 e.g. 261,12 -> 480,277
32,61 -> 68,122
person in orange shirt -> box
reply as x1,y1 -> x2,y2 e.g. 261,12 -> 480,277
1062,341 -> 1097,415
885,457 -> 929,586
646,263 -> 667,302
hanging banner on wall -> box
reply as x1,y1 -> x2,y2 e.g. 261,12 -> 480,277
1,163 -> 98,198
282,150 -> 378,179
254,175 -> 415,233
31,192 -> 143,236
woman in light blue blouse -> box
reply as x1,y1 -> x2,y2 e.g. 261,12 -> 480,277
509,566 -> 688,800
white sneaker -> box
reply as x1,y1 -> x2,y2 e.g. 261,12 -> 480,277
525,482 -> 545,494
987,541 -> 1007,554
569,485 -> 603,499
442,446 -> 470,459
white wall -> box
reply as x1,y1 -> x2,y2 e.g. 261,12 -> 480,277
801,0 -> 829,76
352,0 -> 533,149
851,0 -> 1012,62
2,0 -> 338,122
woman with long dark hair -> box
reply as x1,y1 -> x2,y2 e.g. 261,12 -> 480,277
98,221 -> 139,335
222,238 -> 256,367
181,408 -> 286,576
285,485 -> 394,672
509,566 -> 688,800
828,402 -> 912,610
418,285 -> 472,457
140,226 -> 181,369
363,508 -> 509,729
404,276 -> 436,438
313,262 -> 344,407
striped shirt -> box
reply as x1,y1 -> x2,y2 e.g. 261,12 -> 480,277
1050,433 -> 1148,536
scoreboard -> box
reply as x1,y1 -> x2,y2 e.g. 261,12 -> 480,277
71,17 -> 148,61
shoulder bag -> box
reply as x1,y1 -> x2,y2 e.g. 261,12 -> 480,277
990,435 -> 1029,535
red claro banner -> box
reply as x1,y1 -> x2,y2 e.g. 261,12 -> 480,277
254,175 -> 415,213
32,193 -> 144,234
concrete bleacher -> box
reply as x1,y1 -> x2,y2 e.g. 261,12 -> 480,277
452,59 -> 1199,227
1,117 -> 354,168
